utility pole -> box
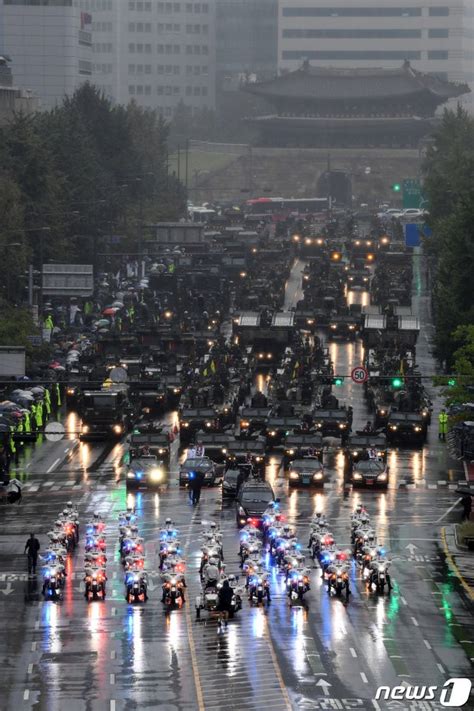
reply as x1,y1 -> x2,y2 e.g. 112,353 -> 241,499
185,138 -> 189,195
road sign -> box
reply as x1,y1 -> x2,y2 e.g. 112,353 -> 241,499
402,178 -> 423,209
42,263 -> 93,297
44,421 -> 66,442
351,366 -> 368,384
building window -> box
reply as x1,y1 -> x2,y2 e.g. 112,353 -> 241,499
282,50 -> 422,60
282,7 -> 422,17
173,65 -> 180,74
129,64 -> 136,74
282,29 -> 421,39
429,7 -> 449,15
173,86 -> 180,94
158,65 -> 164,74
428,50 -> 448,59
202,3 -> 208,12
129,85 -> 136,95
428,28 -> 449,38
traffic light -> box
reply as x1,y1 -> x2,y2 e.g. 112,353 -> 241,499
391,376 -> 403,389
448,378 -> 457,388
391,182 -> 401,192
333,376 -> 344,387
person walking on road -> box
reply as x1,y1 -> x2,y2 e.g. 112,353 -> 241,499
462,494 -> 472,521
24,533 -> 40,575
189,469 -> 204,505
438,408 -> 448,441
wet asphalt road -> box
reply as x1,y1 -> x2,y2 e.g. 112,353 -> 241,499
0,254 -> 473,711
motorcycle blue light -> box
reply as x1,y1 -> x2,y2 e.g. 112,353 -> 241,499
295,543 -> 301,550
379,547 -> 386,555
136,472 -> 143,480
189,471 -> 196,479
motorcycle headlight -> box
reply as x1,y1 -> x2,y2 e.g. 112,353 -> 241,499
269,430 -> 276,437
113,424 -> 122,434
127,472 -> 135,479
390,425 -> 397,430
149,468 -> 163,483
414,426 -> 422,432
255,456 -> 262,462
82,425 -> 89,433
338,423 -> 346,429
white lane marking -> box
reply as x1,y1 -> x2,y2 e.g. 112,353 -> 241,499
23,690 -> 29,701
110,702 -> 116,711
110,673 -> 115,685
350,647 -> 357,658
27,664 -> 33,674
46,458 -> 61,474
411,617 -> 419,627
400,596 -> 408,606
360,672 -> 368,683
437,663 -> 445,674
111,607 -> 117,616
423,640 -> 432,650
30,642 -> 37,652
110,650 -> 116,660
34,621 -> 40,630
435,497 -> 462,523
64,448 -> 70,453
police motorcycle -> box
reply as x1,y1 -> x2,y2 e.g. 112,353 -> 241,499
326,551 -> 351,600
269,523 -> 294,559
84,564 -> 107,601
282,545 -> 306,581
196,559 -> 222,620
368,552 -> 392,594
239,524 -> 262,567
90,511 -> 106,534
161,570 -> 186,609
242,544 -> 263,583
120,526 -> 143,562
308,519 -> 330,561
262,501 -> 284,538
124,551 -> 146,572
247,567 -> 271,605
223,572 -> 243,616
64,501 -> 80,544
286,560 -> 311,604
351,507 -> 370,544
159,537 -> 182,570
42,563 -> 65,600
125,565 -> 148,603
353,524 -> 376,558
159,518 -> 180,542
357,534 -> 379,579
319,541 -> 338,579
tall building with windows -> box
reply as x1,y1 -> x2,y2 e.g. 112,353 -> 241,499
0,0 -> 93,109
278,0 -> 473,109
87,0 -> 216,116
216,0 -> 278,89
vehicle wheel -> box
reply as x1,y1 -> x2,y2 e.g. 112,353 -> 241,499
257,591 -> 263,604
196,608 -> 201,619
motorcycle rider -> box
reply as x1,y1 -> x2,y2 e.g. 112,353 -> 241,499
216,579 -> 234,628
326,551 -> 350,599
202,557 -> 220,589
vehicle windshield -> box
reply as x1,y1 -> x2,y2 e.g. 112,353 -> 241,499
185,458 -> 210,469
292,459 -> 322,470
355,461 -> 385,473
131,457 -> 158,470
241,488 -> 272,503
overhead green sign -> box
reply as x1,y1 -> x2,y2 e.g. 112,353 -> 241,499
402,178 -> 423,209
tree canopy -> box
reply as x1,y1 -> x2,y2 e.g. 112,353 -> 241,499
423,106 -> 474,368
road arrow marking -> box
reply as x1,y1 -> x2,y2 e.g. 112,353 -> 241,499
315,679 -> 331,697
1,582 -> 14,595
405,543 -> 418,555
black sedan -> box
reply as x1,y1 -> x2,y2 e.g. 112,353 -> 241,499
235,481 -> 274,528
349,459 -> 389,488
288,458 -> 325,487
126,456 -> 167,489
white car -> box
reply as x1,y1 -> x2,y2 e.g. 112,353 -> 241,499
379,208 -> 403,220
402,208 -> 426,220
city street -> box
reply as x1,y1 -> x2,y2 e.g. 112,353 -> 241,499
0,256 -> 473,711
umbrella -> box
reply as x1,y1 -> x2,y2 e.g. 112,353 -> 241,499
98,327 -> 110,333
95,319 -> 111,328
102,307 -> 119,316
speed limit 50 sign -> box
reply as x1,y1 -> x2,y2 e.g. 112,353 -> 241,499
351,366 -> 368,384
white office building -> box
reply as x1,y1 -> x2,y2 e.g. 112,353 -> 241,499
0,0 -> 93,110
278,0 -> 474,109
86,0 -> 216,115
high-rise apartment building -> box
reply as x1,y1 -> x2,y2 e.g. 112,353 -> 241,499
87,0 -> 216,116
278,0 -> 473,109
216,0 -> 278,88
0,0 -> 93,109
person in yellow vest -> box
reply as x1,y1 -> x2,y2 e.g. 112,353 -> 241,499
44,388 -> 51,418
24,410 -> 31,435
30,403 -> 37,431
36,400 -> 44,429
43,313 -> 54,330
9,431 -> 17,466
438,408 -> 448,441
55,382 -> 62,410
